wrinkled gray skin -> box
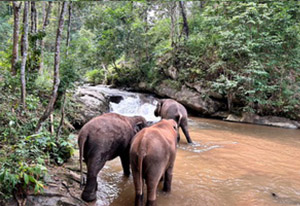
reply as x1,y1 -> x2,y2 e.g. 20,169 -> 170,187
154,99 -> 193,144
130,119 -> 178,206
78,113 -> 147,202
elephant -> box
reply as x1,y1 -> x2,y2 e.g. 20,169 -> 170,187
154,99 -> 193,144
78,113 -> 147,202
130,119 -> 178,206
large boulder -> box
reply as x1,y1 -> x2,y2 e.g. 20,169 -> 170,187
70,86 -> 109,128
152,81 -> 223,115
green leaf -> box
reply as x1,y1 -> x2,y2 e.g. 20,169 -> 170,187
28,175 -> 36,183
34,184 -> 39,194
23,173 -> 29,185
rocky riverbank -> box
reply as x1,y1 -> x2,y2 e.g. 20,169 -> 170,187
136,81 -> 300,129
70,84 -> 300,130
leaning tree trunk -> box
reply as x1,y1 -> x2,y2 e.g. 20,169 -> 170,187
65,2 -> 72,56
11,2 -> 22,76
39,2 -> 52,74
56,2 -> 72,139
179,1 -> 189,40
35,2 -> 67,133
20,2 -> 29,108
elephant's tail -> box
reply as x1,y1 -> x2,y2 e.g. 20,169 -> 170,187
137,152 -> 146,195
176,113 -> 183,126
78,130 -> 88,189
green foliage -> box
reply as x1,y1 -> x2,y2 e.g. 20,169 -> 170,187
0,70 -> 75,201
0,159 -> 47,200
59,59 -> 81,92
85,69 -> 105,85
112,66 -> 142,87
0,132 -> 75,200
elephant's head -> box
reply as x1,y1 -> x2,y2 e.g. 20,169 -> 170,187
154,100 -> 163,117
130,116 -> 147,134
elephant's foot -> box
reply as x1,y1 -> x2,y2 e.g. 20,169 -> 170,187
146,200 -> 156,206
162,185 -> 171,192
123,170 -> 130,177
81,190 -> 96,202
135,194 -> 144,206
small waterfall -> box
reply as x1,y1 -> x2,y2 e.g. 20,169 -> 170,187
93,85 -> 161,123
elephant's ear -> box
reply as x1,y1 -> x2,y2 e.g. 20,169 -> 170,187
134,121 -> 145,133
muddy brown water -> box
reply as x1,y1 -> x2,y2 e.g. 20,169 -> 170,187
88,117 -> 300,206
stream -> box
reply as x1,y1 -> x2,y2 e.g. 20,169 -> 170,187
86,86 -> 300,206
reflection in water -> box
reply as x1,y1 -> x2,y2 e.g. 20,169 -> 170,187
90,117 -> 300,206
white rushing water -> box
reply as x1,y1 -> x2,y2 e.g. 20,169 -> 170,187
93,85 -> 161,123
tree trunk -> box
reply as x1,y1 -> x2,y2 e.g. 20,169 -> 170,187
179,1 -> 189,40
50,114 -> 54,134
66,2 -> 72,56
170,2 -> 177,48
143,3 -> 150,61
30,2 -> 37,34
30,2 -> 38,71
57,2 -> 72,139
39,2 -> 52,74
56,93 -> 66,139
20,2 -> 29,108
35,2 -> 67,133
11,2 -> 22,76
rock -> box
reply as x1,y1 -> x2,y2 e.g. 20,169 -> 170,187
153,81 -> 223,115
226,113 -> 300,129
185,81 -> 224,100
211,111 -> 230,119
71,86 -> 110,128
226,114 -> 241,122
166,65 -> 178,80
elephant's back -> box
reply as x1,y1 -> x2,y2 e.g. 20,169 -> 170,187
162,100 -> 187,118
83,113 -> 134,155
87,113 -> 133,133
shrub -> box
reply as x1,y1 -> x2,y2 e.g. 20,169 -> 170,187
85,69 -> 105,85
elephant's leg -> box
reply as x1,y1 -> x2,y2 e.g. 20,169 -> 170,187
145,173 -> 161,206
177,132 -> 181,143
181,119 -> 193,144
120,154 -> 130,177
81,156 -> 105,202
163,166 -> 173,192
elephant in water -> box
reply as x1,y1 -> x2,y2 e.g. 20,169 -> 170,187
78,113 -> 147,202
154,99 -> 193,144
130,119 -> 178,206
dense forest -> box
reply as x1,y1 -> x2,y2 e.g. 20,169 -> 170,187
0,1 -> 299,204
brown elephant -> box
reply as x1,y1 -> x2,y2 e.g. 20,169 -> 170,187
130,119 -> 178,206
154,99 -> 193,143
78,113 -> 147,202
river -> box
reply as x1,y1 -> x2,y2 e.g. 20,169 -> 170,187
85,86 -> 300,206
